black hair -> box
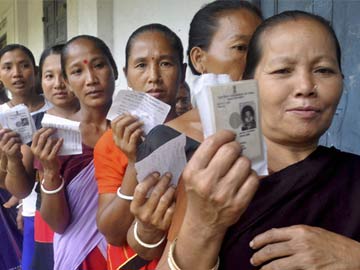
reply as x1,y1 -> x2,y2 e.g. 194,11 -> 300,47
181,81 -> 191,94
38,44 -> 65,82
61,35 -> 118,80
188,0 -> 263,75
125,23 -> 184,71
243,10 -> 343,79
0,44 -> 36,69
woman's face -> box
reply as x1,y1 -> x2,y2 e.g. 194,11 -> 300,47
125,31 -> 184,107
41,54 -> 77,108
200,9 -> 261,81
64,38 -> 115,108
254,19 -> 343,146
0,49 -> 35,96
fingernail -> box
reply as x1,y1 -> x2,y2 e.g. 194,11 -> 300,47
152,172 -> 160,178
249,240 -> 254,248
165,172 -> 172,178
250,258 -> 254,265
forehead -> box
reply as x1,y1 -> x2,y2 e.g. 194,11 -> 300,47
129,31 -> 177,59
43,54 -> 61,68
65,38 -> 105,63
0,49 -> 32,63
259,18 -> 337,61
213,9 -> 262,40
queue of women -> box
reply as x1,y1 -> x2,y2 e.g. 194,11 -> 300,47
1,1 -> 360,269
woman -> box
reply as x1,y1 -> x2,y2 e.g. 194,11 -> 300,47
0,44 -> 51,270
31,44 -> 80,270
31,35 -> 117,270
94,23 -> 186,269
155,11 -> 360,269
126,0 -> 262,262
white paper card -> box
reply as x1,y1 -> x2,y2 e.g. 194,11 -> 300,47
41,114 -> 82,156
107,90 -> 171,134
135,133 -> 187,187
0,104 -> 36,144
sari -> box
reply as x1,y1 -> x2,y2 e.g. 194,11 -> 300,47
52,144 -> 107,270
0,188 -> 22,270
220,146 -> 360,269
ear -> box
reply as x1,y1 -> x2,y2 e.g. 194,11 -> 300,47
189,46 -> 207,74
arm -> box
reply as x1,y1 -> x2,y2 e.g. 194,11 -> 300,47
0,129 -> 35,198
31,127 -> 70,233
127,172 -> 175,260
156,130 -> 259,269
96,114 -> 144,245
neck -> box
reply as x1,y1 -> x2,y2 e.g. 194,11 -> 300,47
266,138 -> 318,173
10,93 -> 43,112
165,108 -> 178,122
48,103 -> 80,120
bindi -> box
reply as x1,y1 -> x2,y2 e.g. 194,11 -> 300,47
83,59 -> 88,64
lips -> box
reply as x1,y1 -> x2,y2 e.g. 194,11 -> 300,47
53,92 -> 69,98
12,80 -> 25,88
286,106 -> 321,118
86,89 -> 103,96
146,89 -> 164,99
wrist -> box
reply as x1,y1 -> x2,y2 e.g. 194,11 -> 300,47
137,220 -> 165,240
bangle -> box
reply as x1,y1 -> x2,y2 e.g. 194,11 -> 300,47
133,221 -> 166,249
16,202 -> 23,209
41,176 -> 65,195
117,187 -> 134,201
168,238 -> 220,270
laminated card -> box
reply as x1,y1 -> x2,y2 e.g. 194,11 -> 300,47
0,104 -> 36,144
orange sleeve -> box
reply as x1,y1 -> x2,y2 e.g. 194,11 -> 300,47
94,129 -> 128,194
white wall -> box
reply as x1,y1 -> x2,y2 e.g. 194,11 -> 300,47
112,0 -> 209,90
0,0 -> 43,63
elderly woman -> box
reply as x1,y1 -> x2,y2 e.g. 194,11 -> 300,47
148,10 -> 360,270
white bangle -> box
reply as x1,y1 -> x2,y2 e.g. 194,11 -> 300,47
168,238 -> 220,270
41,176 -> 65,195
116,187 -> 134,201
133,221 -> 166,249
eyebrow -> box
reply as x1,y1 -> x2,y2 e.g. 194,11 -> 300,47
229,34 -> 252,41
131,54 -> 176,62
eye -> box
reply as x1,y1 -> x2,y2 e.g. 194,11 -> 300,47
71,68 -> 82,76
160,61 -> 173,68
271,68 -> 292,75
314,67 -> 335,74
135,63 -> 146,69
94,61 -> 105,69
44,73 -> 54,80
232,44 -> 248,52
1,65 -> 11,71
21,63 -> 31,69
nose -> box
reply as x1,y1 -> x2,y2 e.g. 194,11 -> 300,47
294,70 -> 317,97
85,68 -> 98,86
147,63 -> 160,84
12,65 -> 23,78
54,75 -> 66,89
